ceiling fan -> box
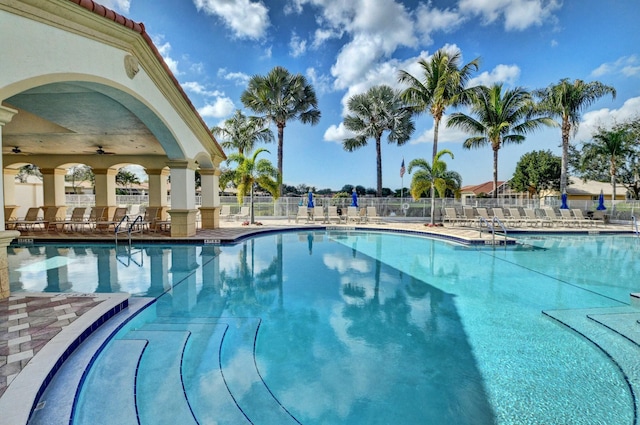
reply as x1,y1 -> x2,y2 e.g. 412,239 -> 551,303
92,146 -> 116,155
9,146 -> 30,155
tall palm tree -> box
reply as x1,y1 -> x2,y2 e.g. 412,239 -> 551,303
211,109 -> 273,155
241,66 -> 321,196
535,78 -> 616,193
226,148 -> 279,224
342,85 -> 415,197
581,126 -> 634,205
448,84 -> 556,198
407,149 -> 461,200
398,48 -> 480,222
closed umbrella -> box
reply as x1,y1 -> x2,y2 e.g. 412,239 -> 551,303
350,188 -> 358,207
307,190 -> 314,208
597,189 -> 606,210
560,190 -> 568,209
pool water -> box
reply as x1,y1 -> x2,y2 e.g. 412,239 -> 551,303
10,231 -> 640,424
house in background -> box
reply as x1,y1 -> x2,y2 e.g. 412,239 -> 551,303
460,181 -> 526,204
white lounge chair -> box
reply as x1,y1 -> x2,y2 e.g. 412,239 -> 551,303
219,205 -> 232,221
326,206 -> 341,224
366,206 -> 383,224
346,206 -> 360,223
571,209 -> 595,227
295,206 -> 309,223
443,208 -> 460,226
234,206 -> 250,222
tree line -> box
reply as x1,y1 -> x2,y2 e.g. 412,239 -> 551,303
215,46 -> 626,222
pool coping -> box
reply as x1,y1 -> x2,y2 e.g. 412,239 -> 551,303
0,293 -> 130,425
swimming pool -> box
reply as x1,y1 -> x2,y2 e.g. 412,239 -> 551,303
11,231 -> 640,424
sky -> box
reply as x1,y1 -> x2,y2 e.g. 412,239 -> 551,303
102,0 -> 640,192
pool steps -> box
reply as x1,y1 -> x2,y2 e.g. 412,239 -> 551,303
70,318 -> 301,424
543,305 -> 640,424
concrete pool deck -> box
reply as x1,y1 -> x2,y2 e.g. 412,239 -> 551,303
1,219 -> 635,423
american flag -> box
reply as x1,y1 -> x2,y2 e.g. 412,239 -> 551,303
400,159 -> 405,178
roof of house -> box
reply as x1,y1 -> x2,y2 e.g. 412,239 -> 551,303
566,179 -> 623,196
460,181 -> 504,195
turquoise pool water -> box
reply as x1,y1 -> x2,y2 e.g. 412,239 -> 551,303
10,231 -> 640,424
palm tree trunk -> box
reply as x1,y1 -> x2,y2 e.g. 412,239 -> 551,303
430,117 -> 441,225
376,134 -> 382,197
493,146 -> 499,199
560,117 -> 571,193
611,159 -> 616,211
250,183 -> 255,224
277,123 -> 285,196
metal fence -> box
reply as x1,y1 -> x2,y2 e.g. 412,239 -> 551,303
64,194 -> 640,222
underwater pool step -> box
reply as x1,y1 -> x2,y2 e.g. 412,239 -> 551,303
72,339 -> 147,425
543,306 -> 640,422
123,330 -> 196,425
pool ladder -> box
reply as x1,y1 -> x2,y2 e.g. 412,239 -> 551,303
114,214 -> 144,247
633,215 -> 639,237
478,216 -> 508,245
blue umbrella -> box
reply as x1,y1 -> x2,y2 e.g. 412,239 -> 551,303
560,190 -> 568,209
597,189 -> 606,210
307,190 -> 314,208
350,189 -> 358,207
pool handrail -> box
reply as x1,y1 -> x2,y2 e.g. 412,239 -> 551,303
477,215 -> 508,246
633,215 -> 639,237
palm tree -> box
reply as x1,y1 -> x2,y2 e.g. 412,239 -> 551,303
241,66 -> 321,196
226,148 -> 280,224
581,126 -> 634,206
211,109 -> 273,155
342,85 -> 414,197
398,47 -> 480,223
447,84 -> 556,197
407,149 -> 462,201
535,78 -> 616,193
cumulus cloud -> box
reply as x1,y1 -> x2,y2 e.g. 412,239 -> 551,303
155,39 -> 180,75
198,97 -> 236,119
324,123 -> 355,143
415,3 -> 466,45
193,0 -> 270,39
591,55 -> 640,78
410,115 -> 472,145
574,96 -> 640,142
306,67 -> 332,95
458,0 -> 561,31
468,64 -> 521,87
289,32 -> 307,57
182,81 -> 225,97
217,68 -> 251,86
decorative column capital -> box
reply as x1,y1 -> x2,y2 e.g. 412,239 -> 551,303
0,105 -> 18,126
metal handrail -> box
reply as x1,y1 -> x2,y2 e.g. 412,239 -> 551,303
632,215 -> 639,237
114,214 -> 130,243
478,216 -> 508,246
492,216 -> 508,245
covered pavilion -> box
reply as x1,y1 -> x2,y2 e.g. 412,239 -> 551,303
0,0 -> 226,298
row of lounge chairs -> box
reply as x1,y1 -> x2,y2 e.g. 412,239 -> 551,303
443,207 -> 604,228
294,206 -> 382,224
6,206 -> 167,233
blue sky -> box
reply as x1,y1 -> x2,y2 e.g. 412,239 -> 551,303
104,0 -> 639,192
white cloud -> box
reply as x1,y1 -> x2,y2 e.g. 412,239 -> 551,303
591,55 -> 640,78
458,0 -> 561,31
193,0 -> 270,40
289,32 -> 307,57
323,123 -> 355,143
198,97 -> 236,119
468,64 -> 521,87
415,3 -> 466,45
98,0 -> 130,12
306,67 -> 332,95
410,115 -> 472,145
217,68 -> 251,86
155,40 -> 180,75
574,96 -> 640,142
182,81 -> 224,97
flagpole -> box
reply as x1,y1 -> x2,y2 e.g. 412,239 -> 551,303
400,158 -> 405,216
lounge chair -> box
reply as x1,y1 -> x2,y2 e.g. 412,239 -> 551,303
462,207 -> 476,226
443,207 -> 460,226
295,206 -> 309,223
541,208 -> 563,227
366,206 -> 383,224
139,206 -> 160,232
43,206 -> 67,231
13,207 -> 45,231
312,206 -> 325,223
4,206 -> 19,229
234,206 -> 250,222
95,207 -> 129,232
61,207 -> 87,232
508,208 -> 529,227
571,209 -> 595,227
492,208 -> 517,227
219,205 -> 232,221
346,206 -> 360,223
559,209 -> 579,227
523,208 -> 544,227
326,206 -> 341,224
